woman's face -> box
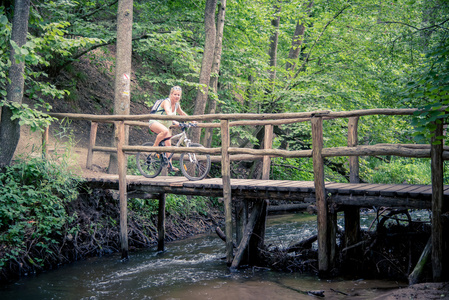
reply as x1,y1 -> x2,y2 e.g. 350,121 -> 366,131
170,90 -> 182,102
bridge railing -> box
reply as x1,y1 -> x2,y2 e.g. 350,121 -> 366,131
46,109 -> 448,170
45,109 -> 447,276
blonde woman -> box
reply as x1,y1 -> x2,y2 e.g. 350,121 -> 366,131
148,86 -> 189,171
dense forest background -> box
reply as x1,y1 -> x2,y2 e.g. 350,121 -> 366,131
1,0 -> 448,183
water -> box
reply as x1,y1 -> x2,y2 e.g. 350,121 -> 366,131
0,213 -> 406,299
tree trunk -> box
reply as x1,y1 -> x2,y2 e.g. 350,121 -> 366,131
0,0 -> 30,168
286,1 -> 313,73
191,0 -> 217,144
108,0 -> 133,174
203,0 -> 226,148
268,3 -> 281,88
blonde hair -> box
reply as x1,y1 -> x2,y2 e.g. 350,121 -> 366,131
170,86 -> 182,94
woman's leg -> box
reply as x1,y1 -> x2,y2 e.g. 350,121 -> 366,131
150,122 -> 171,147
149,122 -> 178,171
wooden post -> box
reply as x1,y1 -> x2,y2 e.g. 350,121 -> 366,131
262,124 -> 273,179
431,121 -> 445,281
348,117 -> 360,183
311,116 -> 329,276
116,121 -> 129,260
86,121 -> 98,169
221,119 -> 233,265
345,117 -> 360,251
157,193 -> 166,251
42,126 -> 49,158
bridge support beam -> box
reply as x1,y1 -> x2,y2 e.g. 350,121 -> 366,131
312,116 -> 331,276
221,119 -> 233,265
116,121 -> 129,260
431,121 -> 448,281
344,117 -> 360,265
157,193 -> 166,251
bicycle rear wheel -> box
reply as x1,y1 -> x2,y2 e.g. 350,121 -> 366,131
180,143 -> 211,181
136,142 -> 163,178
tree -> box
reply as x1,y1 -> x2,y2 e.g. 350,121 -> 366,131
286,0 -> 313,73
203,0 -> 226,148
0,0 -> 30,168
191,0 -> 217,144
108,0 -> 133,174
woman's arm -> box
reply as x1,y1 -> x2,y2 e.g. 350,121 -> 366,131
161,99 -> 172,114
176,105 -> 188,116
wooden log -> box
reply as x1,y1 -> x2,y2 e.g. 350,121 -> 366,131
311,116 -> 329,275
431,121 -> 445,281
287,234 -> 318,252
48,110 -> 332,122
215,227 -> 237,248
86,121 -> 98,169
268,203 -> 312,212
157,193 -> 166,251
408,237 -> 432,285
322,145 -> 433,158
249,199 -> 268,265
116,121 -> 129,260
231,201 -> 265,269
48,108 -> 424,123
221,119 -> 233,265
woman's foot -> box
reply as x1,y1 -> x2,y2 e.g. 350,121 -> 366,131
168,162 -> 179,172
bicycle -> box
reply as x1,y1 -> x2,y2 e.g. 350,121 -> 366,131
136,123 -> 211,181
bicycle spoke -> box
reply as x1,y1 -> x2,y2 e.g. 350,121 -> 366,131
136,142 -> 163,178
180,143 -> 211,181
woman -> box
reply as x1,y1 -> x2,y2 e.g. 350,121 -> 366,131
148,86 -> 189,171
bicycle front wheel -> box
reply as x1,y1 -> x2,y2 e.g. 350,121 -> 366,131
136,142 -> 163,178
180,143 -> 211,181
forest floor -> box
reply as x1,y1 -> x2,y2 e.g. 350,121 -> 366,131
11,47 -> 449,299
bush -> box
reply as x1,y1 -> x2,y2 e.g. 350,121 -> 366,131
363,157 -> 431,185
0,156 -> 80,277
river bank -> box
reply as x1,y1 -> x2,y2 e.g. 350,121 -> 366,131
1,210 -> 448,299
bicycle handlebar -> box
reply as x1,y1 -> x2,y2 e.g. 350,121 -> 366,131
179,122 -> 197,129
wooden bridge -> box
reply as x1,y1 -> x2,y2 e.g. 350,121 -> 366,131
84,175 -> 443,210
46,108 -> 449,280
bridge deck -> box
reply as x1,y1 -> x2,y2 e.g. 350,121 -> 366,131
82,175 -> 448,210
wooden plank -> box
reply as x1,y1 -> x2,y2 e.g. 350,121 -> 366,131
396,185 -> 428,197
409,185 -> 432,197
330,183 -> 373,194
378,184 -> 417,197
329,183 -> 367,194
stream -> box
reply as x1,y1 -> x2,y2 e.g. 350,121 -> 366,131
0,212 -> 408,299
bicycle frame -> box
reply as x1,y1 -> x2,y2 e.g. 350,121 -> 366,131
160,127 -> 192,162
136,123 -> 211,180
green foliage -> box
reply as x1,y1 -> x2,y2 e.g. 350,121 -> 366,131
0,101 -> 56,132
129,194 -> 212,221
362,157 -> 431,185
0,155 -> 81,270
271,157 -> 315,181
403,41 -> 449,143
